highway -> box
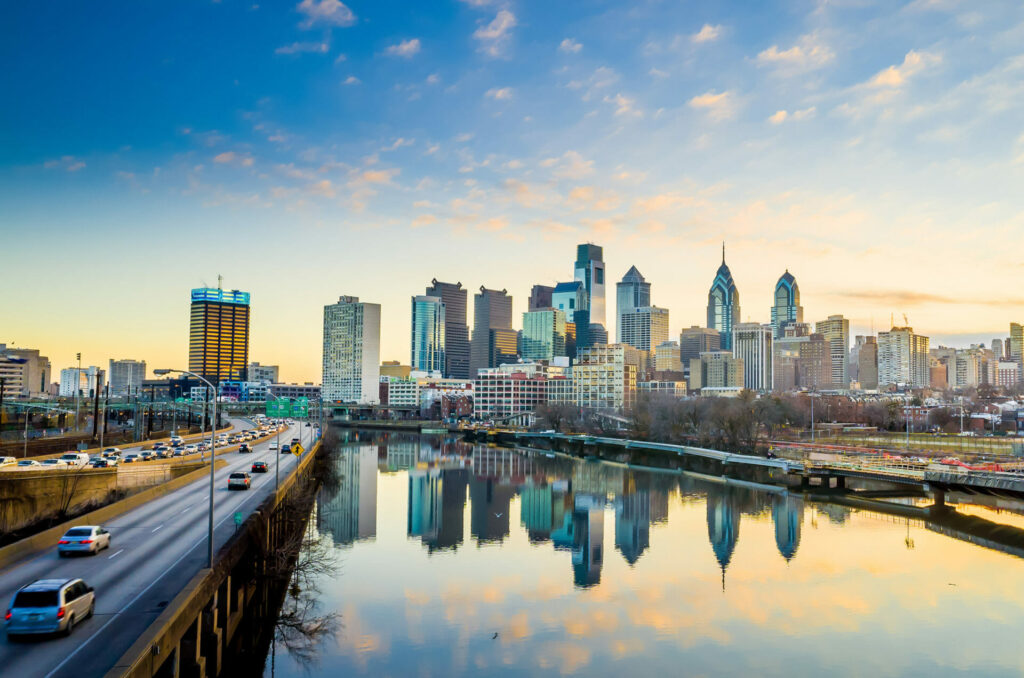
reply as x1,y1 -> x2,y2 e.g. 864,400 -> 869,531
0,418 -> 317,677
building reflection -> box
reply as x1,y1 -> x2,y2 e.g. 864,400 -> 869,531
772,492 -> 804,561
317,445 -> 377,547
407,467 -> 469,552
706,487 -> 741,590
571,494 -> 605,587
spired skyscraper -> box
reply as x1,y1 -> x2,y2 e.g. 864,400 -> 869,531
574,244 -> 606,349
188,287 -> 250,385
770,270 -> 803,339
707,244 -> 740,351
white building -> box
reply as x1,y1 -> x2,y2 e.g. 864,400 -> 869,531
0,344 -> 52,398
322,296 -> 381,404
380,376 -> 421,406
573,344 -> 639,411
732,323 -> 773,392
59,366 -> 105,397
878,327 -> 929,389
619,306 -> 670,352
248,362 -> 280,384
108,359 -> 146,395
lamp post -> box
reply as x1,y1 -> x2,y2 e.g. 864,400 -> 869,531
75,352 -> 82,433
266,387 -> 285,493
155,368 -> 217,568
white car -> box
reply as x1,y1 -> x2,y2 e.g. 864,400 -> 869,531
101,447 -> 121,455
268,441 -> 279,451
59,452 -> 91,468
58,525 -> 112,556
16,460 -> 41,469
184,444 -> 199,454
41,459 -> 68,468
0,456 -> 16,467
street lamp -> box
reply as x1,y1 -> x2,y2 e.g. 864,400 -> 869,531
155,368 -> 217,568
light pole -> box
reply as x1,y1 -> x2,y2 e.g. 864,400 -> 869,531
75,352 -> 82,433
16,403 -> 74,457
266,387 -> 285,493
155,368 -> 217,568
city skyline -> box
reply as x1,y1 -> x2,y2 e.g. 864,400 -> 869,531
5,1 -> 1024,382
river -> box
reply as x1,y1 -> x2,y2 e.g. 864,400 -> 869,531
260,429 -> 1024,677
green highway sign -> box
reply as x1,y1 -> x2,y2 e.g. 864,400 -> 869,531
266,398 -> 291,417
292,398 -> 309,417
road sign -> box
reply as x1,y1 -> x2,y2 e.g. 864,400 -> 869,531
292,398 -> 309,417
266,398 -> 291,418
234,512 -> 243,526
293,442 -> 304,456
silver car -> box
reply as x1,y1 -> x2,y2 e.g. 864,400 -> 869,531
5,578 -> 95,638
58,526 -> 111,556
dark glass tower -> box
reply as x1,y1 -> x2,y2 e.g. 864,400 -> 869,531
574,244 -> 606,349
770,270 -> 803,338
426,280 -> 470,379
706,244 -> 740,350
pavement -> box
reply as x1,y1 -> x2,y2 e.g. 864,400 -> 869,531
0,418 -> 316,677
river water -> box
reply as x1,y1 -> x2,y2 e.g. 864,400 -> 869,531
262,430 -> 1024,677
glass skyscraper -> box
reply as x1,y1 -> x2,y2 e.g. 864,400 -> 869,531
615,265 -> 651,343
188,287 -> 250,384
770,270 -> 803,339
425,280 -> 470,379
706,245 -> 740,351
574,244 -> 606,347
410,295 -> 446,374
521,309 -> 567,361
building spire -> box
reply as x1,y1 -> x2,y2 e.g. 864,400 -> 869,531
722,241 -> 725,264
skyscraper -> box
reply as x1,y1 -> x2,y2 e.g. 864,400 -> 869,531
770,271 -> 803,339
521,309 -> 567,361
615,266 -> 651,343
878,326 -> 929,389
108,359 -> 146,395
410,295 -> 446,374
707,245 -> 740,351
322,296 -> 381,403
1010,323 -> 1023,372
680,326 -> 721,366
470,287 -> 515,375
732,323 -> 773,391
574,244 -> 606,347
858,336 -> 879,390
815,314 -> 850,389
620,307 -> 670,352
528,284 -> 555,311
188,287 -> 250,384
425,280 -> 470,379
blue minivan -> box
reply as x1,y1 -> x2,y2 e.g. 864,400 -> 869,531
5,578 -> 95,638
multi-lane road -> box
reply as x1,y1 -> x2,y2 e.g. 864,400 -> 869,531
0,418 -> 316,677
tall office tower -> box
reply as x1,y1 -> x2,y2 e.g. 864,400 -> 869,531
470,287 -> 515,375
322,296 -> 381,404
849,336 -> 865,383
247,362 -> 280,384
878,326 -> 929,389
528,284 -> 555,311
770,271 -> 803,339
858,336 -> 878,390
551,281 -> 587,322
574,244 -> 607,346
188,287 -> 250,384
411,295 -> 446,374
732,323 -> 773,392
707,244 -> 740,350
1010,323 -> 1024,370
616,266 -> 651,342
680,326 -> 721,366
521,309 -> 568,361
620,307 -> 669,352
425,280 -> 470,379
108,359 -> 146,395
992,339 -> 1004,364
815,315 -> 850,389
796,334 -> 831,390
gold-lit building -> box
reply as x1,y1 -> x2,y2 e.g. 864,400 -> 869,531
188,288 -> 250,384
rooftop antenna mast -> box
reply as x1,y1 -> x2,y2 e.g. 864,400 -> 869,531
217,274 -> 223,291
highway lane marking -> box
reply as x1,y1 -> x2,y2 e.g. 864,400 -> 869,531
42,439 -> 306,678
107,549 -> 124,560
151,525 -> 163,533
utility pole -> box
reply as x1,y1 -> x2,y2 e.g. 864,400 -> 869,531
91,373 -> 100,440
100,385 -> 109,449
75,352 -> 82,433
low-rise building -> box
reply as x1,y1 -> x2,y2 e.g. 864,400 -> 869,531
638,380 -> 688,398
688,351 -> 743,391
270,383 -> 321,400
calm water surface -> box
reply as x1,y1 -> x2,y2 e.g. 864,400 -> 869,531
264,431 -> 1024,677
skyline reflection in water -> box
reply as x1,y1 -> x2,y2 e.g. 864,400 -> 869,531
266,430 -> 1024,677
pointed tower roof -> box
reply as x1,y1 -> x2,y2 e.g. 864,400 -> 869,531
620,265 -> 645,283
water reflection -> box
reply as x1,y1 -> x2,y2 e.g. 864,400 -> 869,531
263,429 -> 1024,677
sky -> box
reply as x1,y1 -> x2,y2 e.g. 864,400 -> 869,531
2,0 -> 1024,384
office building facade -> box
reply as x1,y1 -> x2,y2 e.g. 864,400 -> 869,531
574,244 -> 606,347
770,271 -> 803,338
470,287 -> 515,375
732,323 -> 773,392
521,309 -> 568,362
573,344 -> 638,411
59,366 -> 105,398
878,327 -> 929,389
247,362 -> 279,384
707,245 -> 740,350
322,296 -> 381,403
688,351 -> 744,391
0,344 -> 51,399
620,306 -> 670,353
425,280 -> 470,379
815,315 -> 850,389
615,266 -> 651,343
680,326 -> 721,366
528,284 -> 555,311
858,336 -> 879,390
411,295 -> 446,374
188,287 -> 250,385
108,359 -> 146,395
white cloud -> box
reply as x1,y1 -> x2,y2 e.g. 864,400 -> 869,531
296,0 -> 355,28
867,50 -> 942,88
412,214 -> 438,227
455,132 -> 474,143
474,9 -> 516,57
213,151 -> 254,167
275,41 -> 329,55
342,75 -> 360,85
559,38 -> 583,54
769,106 -> 816,124
756,34 -> 834,73
689,90 -> 736,121
382,137 -> 414,151
692,24 -> 721,44
649,67 -> 669,78
44,155 -> 86,172
541,150 -> 594,179
604,93 -> 643,118
485,87 -> 513,100
426,73 -> 440,84
385,38 -> 421,58
334,53 -> 347,63
358,168 -> 399,184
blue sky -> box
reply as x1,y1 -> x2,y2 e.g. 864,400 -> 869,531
3,0 -> 1024,382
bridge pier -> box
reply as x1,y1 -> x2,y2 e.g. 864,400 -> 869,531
200,593 -> 222,677
836,476 -> 846,489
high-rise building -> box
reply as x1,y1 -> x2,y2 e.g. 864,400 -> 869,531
992,339 -> 1004,363
470,287 -> 515,375
425,280 -> 470,379
620,306 -> 669,352
574,244 -> 606,347
322,296 -> 381,403
858,337 -> 878,390
108,359 -> 146,395
796,334 -> 831,390
551,281 -> 587,323
616,266 -> 651,343
59,366 -> 105,398
0,345 -> 51,398
680,326 -> 721,366
1010,323 -> 1023,372
815,315 -> 850,389
878,327 -> 929,389
573,344 -> 639,410
188,287 -> 250,385
528,284 -> 555,311
770,271 -> 803,339
654,341 -> 683,372
247,362 -> 279,384
688,351 -> 743,391
521,309 -> 568,361
411,295 -> 446,374
707,245 -> 740,350
732,323 -> 773,392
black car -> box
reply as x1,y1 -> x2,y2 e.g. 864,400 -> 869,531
251,461 -> 268,473
238,443 -> 251,454
281,445 -> 291,455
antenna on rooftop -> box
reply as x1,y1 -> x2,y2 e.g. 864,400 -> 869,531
218,274 -> 223,290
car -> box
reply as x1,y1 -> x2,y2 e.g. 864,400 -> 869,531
0,456 -> 17,467
227,472 -> 251,490
102,449 -> 122,460
269,441 -> 279,452
16,460 -> 41,469
238,443 -> 251,454
197,442 -> 210,452
101,447 -> 121,455
5,578 -> 95,638
291,437 -> 300,445
138,451 -> 155,461
151,443 -> 167,453
281,445 -> 291,455
169,436 -> 184,446
251,461 -> 268,473
90,459 -> 110,468
58,452 -> 90,468
172,445 -> 185,455
122,454 -> 140,463
40,459 -> 68,468
153,448 -> 170,459
57,526 -> 111,556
